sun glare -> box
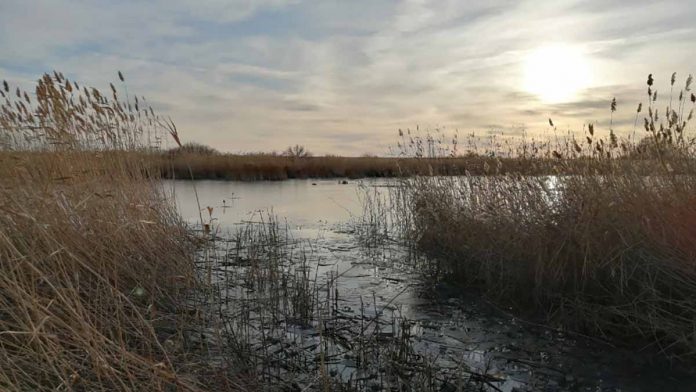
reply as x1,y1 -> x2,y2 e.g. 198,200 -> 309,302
523,44 -> 592,103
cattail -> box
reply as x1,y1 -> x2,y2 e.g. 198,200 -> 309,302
610,97 -> 617,112
118,71 -> 125,82
548,118 -> 554,127
653,91 -> 657,102
588,123 -> 594,136
637,102 -> 642,113
2,80 -> 8,92
671,72 -> 677,86
687,74 -> 693,91
647,74 -> 654,86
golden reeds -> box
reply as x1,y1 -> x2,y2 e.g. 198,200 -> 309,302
384,74 -> 696,361
0,72 -> 216,391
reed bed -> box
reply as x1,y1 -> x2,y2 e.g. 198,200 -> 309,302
158,127 -> 696,181
369,74 -> 696,361
159,134 -> 575,181
0,72 -> 230,391
159,152 -> 500,181
0,71 -> 504,391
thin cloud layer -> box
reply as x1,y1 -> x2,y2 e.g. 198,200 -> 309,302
1,0 -> 694,155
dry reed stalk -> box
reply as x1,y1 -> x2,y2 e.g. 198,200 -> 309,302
0,72 -> 240,391
378,74 -> 696,361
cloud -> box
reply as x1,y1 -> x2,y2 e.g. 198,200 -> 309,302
1,0 -> 694,155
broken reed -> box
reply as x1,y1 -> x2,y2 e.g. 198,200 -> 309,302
374,74 -> 696,361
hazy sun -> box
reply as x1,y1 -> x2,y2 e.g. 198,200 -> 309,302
523,44 -> 592,103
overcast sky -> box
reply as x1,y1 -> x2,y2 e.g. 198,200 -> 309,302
1,0 -> 694,155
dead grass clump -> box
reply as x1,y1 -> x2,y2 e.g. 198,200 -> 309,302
0,72 -> 208,390
391,74 -> 696,360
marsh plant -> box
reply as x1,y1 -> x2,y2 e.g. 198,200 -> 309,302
0,71 -> 508,392
367,73 -> 696,361
0,72 -> 224,391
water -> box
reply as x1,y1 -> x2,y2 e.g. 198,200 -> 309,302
170,178 -> 363,229
168,178 -> 696,392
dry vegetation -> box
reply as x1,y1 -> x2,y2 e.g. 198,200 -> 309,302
158,134 -> 573,181
0,71 -> 502,392
378,73 -> 696,360
3,66 -> 696,390
159,152 -> 514,181
158,124 -> 696,182
0,72 -> 232,391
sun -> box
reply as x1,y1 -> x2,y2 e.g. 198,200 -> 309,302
523,44 -> 592,103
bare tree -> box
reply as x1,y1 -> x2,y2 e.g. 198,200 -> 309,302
283,144 -> 312,158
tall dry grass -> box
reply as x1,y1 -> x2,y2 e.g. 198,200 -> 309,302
385,74 -> 696,360
158,126 -> 690,181
159,151 -> 566,181
0,72 -> 219,390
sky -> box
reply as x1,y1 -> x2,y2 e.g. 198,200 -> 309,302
1,0 -> 695,155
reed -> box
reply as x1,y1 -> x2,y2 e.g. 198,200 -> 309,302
0,71 -> 500,392
158,150 -> 578,181
196,211 -> 510,391
0,72 -> 227,391
372,74 -> 696,361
